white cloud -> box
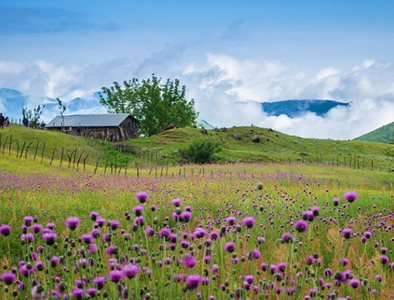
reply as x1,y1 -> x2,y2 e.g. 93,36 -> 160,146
0,53 -> 393,139
184,54 -> 394,139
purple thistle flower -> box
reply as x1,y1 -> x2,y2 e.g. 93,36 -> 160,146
1,272 -> 16,285
159,228 -> 171,240
251,249 -> 261,260
81,234 -> 94,244
333,197 -> 340,206
42,232 -> 57,245
46,223 -> 55,230
185,275 -> 201,290
122,263 -> 140,279
193,228 -> 206,239
31,284 -> 44,299
108,220 -> 120,230
348,278 -> 360,289
109,270 -> 124,282
171,198 -> 182,207
87,288 -> 98,297
95,217 -> 106,228
133,216 -> 145,227
90,211 -> 100,221
66,217 -> 81,230
180,240 -> 190,249
20,233 -> 34,243
380,247 -> 388,254
93,276 -> 106,289
136,191 -> 149,203
242,217 -> 256,228
302,211 -> 314,222
311,206 -> 320,216
145,226 -> 154,237
294,220 -> 308,233
88,243 -> 98,253
182,254 -> 197,268
19,264 -> 34,277
106,245 -> 118,256
31,224 -> 43,234
226,216 -> 237,225
375,274 -> 383,282
260,262 -> 267,271
51,256 -> 60,267
343,191 -> 358,203
341,228 -> 353,239
180,211 -> 192,222
281,232 -> 295,243
23,216 -> 33,226
209,231 -> 219,240
72,288 -> 84,299
133,205 -> 144,216
242,275 -> 253,285
224,242 -> 235,253
0,224 -> 12,236
379,255 -> 389,264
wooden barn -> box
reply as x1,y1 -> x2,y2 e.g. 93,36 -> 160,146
46,114 -> 138,141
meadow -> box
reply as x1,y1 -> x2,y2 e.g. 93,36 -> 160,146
0,153 -> 393,299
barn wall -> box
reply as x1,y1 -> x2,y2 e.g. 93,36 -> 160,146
47,118 -> 138,141
119,117 -> 139,139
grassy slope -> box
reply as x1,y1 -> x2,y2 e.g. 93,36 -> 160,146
355,121 -> 394,143
0,125 -> 393,170
125,126 -> 393,169
0,126 -> 134,166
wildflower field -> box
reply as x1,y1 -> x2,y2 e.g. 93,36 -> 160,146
0,160 -> 393,299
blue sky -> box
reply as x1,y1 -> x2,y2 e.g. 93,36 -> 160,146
1,0 -> 394,138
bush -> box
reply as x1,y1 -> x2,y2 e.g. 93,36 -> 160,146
186,138 -> 221,164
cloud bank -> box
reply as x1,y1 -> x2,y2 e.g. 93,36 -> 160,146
0,53 -> 394,140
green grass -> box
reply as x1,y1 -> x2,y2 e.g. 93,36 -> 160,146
125,126 -> 394,170
1,125 -> 393,171
355,121 -> 394,143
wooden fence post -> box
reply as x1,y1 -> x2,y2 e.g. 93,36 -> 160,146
8,135 -> 12,155
82,154 -> 88,172
2,135 -> 9,154
24,142 -> 33,159
135,161 -> 139,177
94,156 -> 101,175
33,141 -> 40,161
15,140 -> 20,157
41,142 -> 46,163
50,146 -> 57,165
59,147 -> 64,167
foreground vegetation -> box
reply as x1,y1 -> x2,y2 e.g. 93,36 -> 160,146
0,158 -> 393,299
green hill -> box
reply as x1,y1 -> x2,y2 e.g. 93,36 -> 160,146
0,125 -> 392,171
355,122 -> 394,143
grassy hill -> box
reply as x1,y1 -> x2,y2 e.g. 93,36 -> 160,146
125,126 -> 393,170
355,122 -> 394,144
0,125 -> 393,171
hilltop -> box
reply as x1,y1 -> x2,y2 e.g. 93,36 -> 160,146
355,121 -> 394,144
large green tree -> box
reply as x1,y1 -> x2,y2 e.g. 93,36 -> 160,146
99,75 -> 198,136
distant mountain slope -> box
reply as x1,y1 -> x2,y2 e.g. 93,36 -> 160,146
197,119 -> 215,129
261,99 -> 349,117
355,122 -> 394,144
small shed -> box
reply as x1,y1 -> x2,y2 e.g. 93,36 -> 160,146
46,114 -> 138,141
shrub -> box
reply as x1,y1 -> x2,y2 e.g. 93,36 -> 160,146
186,138 -> 221,164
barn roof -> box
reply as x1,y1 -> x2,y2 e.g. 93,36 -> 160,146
46,114 -> 133,128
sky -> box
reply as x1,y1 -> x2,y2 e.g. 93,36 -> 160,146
1,0 -> 394,139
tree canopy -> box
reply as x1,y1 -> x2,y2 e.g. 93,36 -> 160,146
99,75 -> 198,136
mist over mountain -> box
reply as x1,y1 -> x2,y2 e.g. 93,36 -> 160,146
261,99 -> 350,117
